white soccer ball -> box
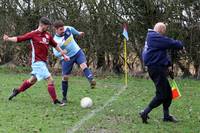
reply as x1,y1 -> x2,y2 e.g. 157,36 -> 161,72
80,97 -> 93,108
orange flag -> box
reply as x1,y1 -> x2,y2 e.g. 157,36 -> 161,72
171,80 -> 181,100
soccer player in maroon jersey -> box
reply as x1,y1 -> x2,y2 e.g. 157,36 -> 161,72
3,17 -> 69,106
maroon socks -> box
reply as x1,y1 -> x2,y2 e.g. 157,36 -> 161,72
47,83 -> 57,102
18,80 -> 33,92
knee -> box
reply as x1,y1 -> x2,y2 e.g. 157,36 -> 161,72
165,93 -> 172,100
48,80 -> 54,85
163,89 -> 172,100
62,75 -> 69,81
28,77 -> 37,84
80,63 -> 87,70
47,76 -> 54,84
155,94 -> 165,102
30,80 -> 36,84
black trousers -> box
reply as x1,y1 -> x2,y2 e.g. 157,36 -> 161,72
147,66 -> 172,111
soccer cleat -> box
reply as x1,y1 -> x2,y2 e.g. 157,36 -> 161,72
53,99 -> 65,106
62,98 -> 68,104
139,111 -> 150,124
90,79 -> 96,89
8,88 -> 19,100
163,115 -> 178,123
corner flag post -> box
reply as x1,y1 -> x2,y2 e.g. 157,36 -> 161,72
122,23 -> 129,87
124,38 -> 128,87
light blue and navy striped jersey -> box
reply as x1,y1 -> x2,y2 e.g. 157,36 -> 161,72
53,26 -> 81,59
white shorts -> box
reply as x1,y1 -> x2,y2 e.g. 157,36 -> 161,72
31,61 -> 51,81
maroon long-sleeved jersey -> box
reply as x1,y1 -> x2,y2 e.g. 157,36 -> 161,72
17,30 -> 57,63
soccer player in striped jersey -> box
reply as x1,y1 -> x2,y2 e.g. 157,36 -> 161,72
52,20 -> 96,103
3,17 -> 70,106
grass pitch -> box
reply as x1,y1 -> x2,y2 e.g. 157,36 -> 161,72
0,70 -> 199,133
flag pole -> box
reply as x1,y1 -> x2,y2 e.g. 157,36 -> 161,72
124,38 -> 128,87
122,23 -> 128,88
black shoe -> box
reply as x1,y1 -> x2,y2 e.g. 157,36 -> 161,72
90,80 -> 96,89
53,99 -> 65,106
62,98 -> 67,104
139,111 -> 150,124
163,115 -> 178,123
8,88 -> 19,100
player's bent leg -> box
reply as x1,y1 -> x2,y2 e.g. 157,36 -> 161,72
46,76 -> 64,106
8,76 -> 36,100
62,75 -> 69,103
80,63 -> 96,89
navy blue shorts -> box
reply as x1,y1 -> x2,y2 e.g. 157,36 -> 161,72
61,50 -> 86,75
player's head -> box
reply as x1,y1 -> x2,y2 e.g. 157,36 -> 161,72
153,22 -> 166,35
39,17 -> 51,32
53,20 -> 65,36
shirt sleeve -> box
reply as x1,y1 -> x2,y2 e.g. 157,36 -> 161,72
69,26 -> 80,35
49,34 -> 57,48
150,34 -> 183,50
17,32 -> 33,42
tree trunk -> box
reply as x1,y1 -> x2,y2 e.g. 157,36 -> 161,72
177,61 -> 192,78
96,50 -> 106,69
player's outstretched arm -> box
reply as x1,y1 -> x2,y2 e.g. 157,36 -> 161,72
54,46 -> 70,61
70,26 -> 85,38
53,47 -> 62,57
3,34 -> 17,42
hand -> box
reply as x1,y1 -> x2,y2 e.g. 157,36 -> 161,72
3,34 -> 9,41
79,32 -> 85,37
77,32 -> 85,39
63,54 -> 70,61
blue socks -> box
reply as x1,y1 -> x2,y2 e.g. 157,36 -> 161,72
61,68 -> 93,99
83,68 -> 93,82
62,80 -> 68,99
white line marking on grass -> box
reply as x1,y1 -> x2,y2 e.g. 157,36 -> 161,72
67,85 -> 127,133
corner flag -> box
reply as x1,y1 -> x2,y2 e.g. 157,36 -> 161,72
122,24 -> 129,40
171,80 -> 181,100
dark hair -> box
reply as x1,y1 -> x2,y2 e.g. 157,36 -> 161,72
39,17 -> 51,25
53,20 -> 64,29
